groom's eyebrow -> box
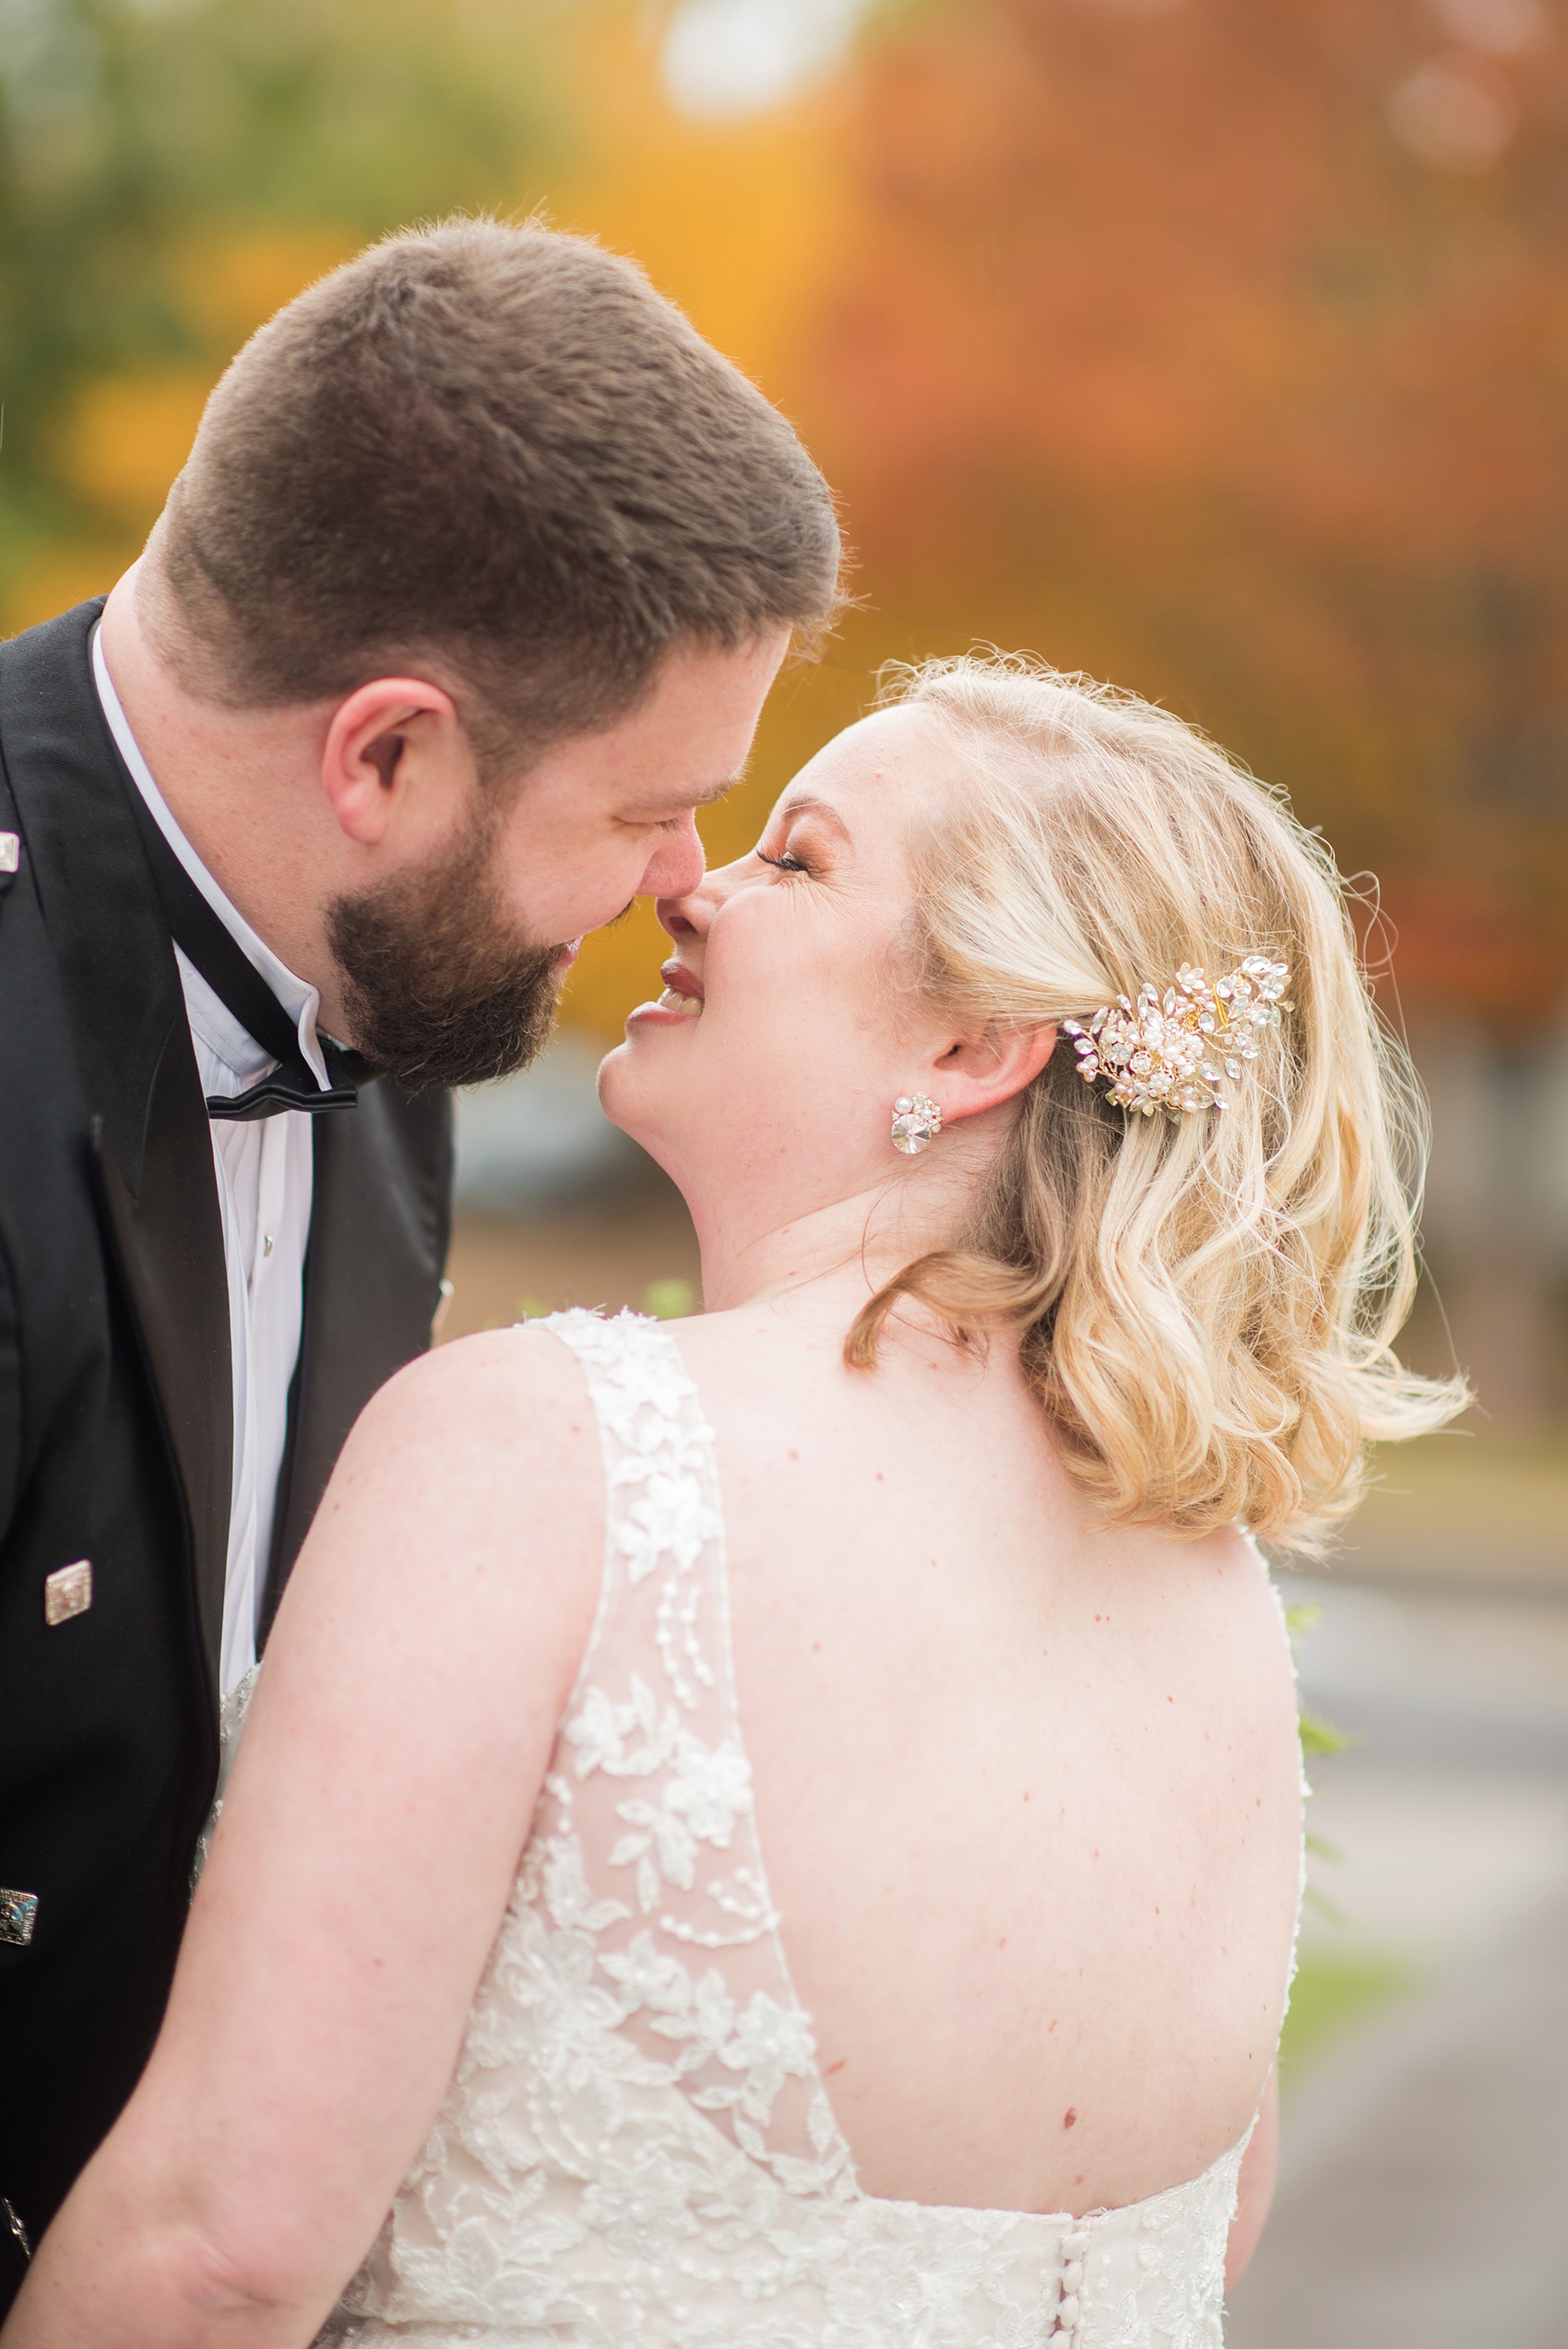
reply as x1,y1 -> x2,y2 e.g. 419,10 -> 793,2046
631,774 -> 741,825
647,775 -> 742,813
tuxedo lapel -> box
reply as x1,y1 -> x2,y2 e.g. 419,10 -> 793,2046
89,1075 -> 231,1695
263,1078 -> 451,1635
0,600 -> 232,1692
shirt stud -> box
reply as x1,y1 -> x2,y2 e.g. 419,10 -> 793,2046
43,1560 -> 92,1626
0,1888 -> 39,1947
262,1232 -> 274,1257
0,832 -> 18,874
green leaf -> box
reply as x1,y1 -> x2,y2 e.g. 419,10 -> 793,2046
643,1276 -> 695,1322
1299,1705 -> 1359,1756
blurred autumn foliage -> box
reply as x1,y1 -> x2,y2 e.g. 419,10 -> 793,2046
799,0 -> 1568,1031
0,0 -> 555,612
3,0 -> 1565,1034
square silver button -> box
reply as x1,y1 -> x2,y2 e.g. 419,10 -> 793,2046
0,1889 -> 38,1948
44,1560 -> 92,1626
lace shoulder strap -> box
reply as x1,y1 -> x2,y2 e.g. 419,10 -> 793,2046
541,1307 -> 726,1717
532,1308 -> 854,2201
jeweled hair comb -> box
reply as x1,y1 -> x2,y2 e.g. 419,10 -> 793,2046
1062,955 -> 1289,1118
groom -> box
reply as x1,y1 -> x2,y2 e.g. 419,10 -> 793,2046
0,216 -> 837,2304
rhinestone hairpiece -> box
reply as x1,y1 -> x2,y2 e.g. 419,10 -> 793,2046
1062,955 -> 1289,1118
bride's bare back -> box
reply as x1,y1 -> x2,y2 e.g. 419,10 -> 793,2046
677,1300 -> 1301,2218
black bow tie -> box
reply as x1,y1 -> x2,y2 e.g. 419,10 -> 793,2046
123,782 -> 365,1121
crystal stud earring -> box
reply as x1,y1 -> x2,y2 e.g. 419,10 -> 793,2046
891,1092 -> 943,1155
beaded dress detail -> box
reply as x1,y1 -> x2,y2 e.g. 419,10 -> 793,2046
314,1310 -> 1249,2349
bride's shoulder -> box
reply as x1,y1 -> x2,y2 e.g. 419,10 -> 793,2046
650,1302 -> 806,1417
363,1313 -> 594,1422
327,1318 -> 606,1569
653,1299 -> 791,1372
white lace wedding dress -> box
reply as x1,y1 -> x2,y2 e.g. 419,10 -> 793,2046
220,1310 -> 1267,2348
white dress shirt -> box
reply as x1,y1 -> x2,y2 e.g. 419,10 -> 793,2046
92,629 -> 328,1697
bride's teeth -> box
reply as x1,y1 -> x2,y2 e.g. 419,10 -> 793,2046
658,989 -> 702,1017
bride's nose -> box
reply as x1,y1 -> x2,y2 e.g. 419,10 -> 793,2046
658,839 -> 756,940
657,844 -> 757,939
656,878 -> 716,942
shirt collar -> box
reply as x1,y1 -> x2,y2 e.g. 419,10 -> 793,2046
90,623 -> 330,1092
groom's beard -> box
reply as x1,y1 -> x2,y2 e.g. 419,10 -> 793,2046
327,815 -> 566,1093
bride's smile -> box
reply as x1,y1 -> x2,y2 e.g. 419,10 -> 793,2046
639,955 -> 704,1018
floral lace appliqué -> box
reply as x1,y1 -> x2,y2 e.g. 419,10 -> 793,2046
316,1309 -> 1250,2349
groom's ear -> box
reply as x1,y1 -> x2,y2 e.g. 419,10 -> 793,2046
320,678 -> 472,846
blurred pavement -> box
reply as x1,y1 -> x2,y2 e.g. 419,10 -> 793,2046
453,1037 -> 644,1212
1229,1566 -> 1568,2349
1229,1874 -> 1568,2348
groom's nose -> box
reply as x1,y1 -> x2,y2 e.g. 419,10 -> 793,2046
640,813 -> 707,903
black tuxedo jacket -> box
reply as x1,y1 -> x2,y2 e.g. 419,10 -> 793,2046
0,600 -> 452,2305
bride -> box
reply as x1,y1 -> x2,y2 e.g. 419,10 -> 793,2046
2,655 -> 1462,2348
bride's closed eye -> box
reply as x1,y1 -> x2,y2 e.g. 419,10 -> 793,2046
756,847 -> 812,875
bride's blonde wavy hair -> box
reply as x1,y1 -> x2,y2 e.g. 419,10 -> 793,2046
846,653 -> 1467,1554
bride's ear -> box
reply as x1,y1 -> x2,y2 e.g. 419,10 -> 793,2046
932,1021 -> 1058,1125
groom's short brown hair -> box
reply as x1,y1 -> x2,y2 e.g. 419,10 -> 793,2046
152,217 -> 841,770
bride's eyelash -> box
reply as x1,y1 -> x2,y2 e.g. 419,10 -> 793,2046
756,848 -> 810,875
